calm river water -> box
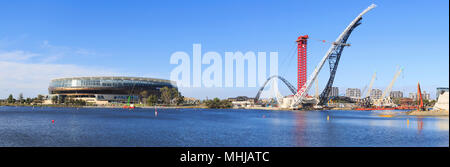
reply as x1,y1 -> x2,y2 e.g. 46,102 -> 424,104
0,106 -> 448,147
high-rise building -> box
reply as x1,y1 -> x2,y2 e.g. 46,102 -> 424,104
423,91 -> 430,100
409,93 -> 416,100
390,91 -> 403,98
370,89 -> 383,99
346,88 -> 361,98
330,87 -> 339,97
436,87 -> 449,100
409,91 -> 431,101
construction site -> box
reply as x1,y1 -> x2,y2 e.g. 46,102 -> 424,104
242,4 -> 448,114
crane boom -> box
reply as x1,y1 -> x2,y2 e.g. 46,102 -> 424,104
381,68 -> 402,98
365,72 -> 376,98
315,77 -> 319,97
291,4 -> 376,107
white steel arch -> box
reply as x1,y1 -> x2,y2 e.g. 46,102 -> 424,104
291,4 -> 376,108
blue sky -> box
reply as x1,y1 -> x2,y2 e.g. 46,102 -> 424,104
0,0 -> 448,100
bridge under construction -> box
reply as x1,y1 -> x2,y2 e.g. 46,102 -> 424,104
255,4 -> 377,109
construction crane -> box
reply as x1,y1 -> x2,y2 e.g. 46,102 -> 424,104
361,85 -> 367,98
381,68 -> 402,99
356,72 -> 376,107
315,77 -> 319,98
373,68 -> 402,107
365,72 -> 377,98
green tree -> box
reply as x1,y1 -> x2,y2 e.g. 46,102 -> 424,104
160,87 -> 172,104
36,94 -> 44,104
171,88 -> 178,98
176,94 -> 185,105
25,98 -> 32,104
18,93 -> 24,104
160,87 -> 183,105
147,95 -> 158,106
221,99 -> 232,108
71,99 -> 86,106
170,88 -> 185,105
79,99 -> 87,106
51,96 -> 58,104
64,97 -> 71,105
205,98 -> 232,109
205,98 -> 221,108
423,99 -> 436,107
7,94 -> 15,104
139,90 -> 149,104
58,96 -> 65,104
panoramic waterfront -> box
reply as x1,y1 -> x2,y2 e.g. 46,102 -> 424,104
0,106 -> 447,147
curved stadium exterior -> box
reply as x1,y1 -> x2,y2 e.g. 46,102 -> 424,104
49,76 -> 177,104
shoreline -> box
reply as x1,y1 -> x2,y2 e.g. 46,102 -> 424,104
407,110 -> 449,116
0,104 -> 209,109
3,104 -> 447,116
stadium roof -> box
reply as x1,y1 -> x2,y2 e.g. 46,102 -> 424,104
51,76 -> 175,84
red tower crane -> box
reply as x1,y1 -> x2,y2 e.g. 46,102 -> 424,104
296,35 -> 308,93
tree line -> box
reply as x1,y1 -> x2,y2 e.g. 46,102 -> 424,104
203,98 -> 232,109
0,93 -> 88,106
138,86 -> 185,106
1,89 -> 234,109
1,93 -> 45,105
140,88 -> 233,108
50,96 -> 87,106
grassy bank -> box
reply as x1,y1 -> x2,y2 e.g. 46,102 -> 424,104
0,103 -> 88,108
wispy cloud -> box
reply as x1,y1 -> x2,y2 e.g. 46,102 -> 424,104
0,61 -> 118,98
0,34 -> 28,48
39,40 -> 98,63
1,39 -> 98,63
0,50 -> 40,62
0,38 -> 114,98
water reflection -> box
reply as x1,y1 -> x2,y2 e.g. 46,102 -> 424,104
417,117 -> 424,134
294,112 -> 306,146
436,118 -> 449,131
324,112 -> 338,147
407,119 -> 410,128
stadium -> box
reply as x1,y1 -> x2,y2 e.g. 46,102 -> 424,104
48,76 -> 177,105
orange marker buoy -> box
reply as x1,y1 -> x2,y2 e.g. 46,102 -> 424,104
52,120 -> 55,123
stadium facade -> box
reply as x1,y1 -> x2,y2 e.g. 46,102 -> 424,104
48,76 -> 177,105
